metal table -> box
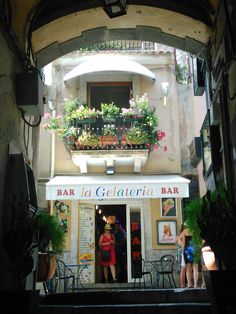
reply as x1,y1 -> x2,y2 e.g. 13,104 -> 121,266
66,264 -> 88,290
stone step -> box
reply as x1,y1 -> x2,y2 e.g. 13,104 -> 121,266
36,302 -> 211,314
40,288 -> 209,305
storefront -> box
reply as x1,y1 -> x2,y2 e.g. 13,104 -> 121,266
46,175 -> 190,284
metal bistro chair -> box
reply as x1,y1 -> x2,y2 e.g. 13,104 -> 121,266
133,258 -> 153,289
54,259 -> 76,293
159,254 -> 176,288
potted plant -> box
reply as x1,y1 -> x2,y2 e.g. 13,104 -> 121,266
126,125 -> 149,145
37,211 -> 65,282
58,126 -> 78,150
67,104 -> 99,125
100,102 -> 120,122
184,185 -> 236,270
77,130 -> 99,148
184,185 -> 236,313
122,93 -> 148,121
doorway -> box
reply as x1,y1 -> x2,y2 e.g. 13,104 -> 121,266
95,204 -> 127,283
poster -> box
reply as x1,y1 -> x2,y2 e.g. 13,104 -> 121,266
161,198 -> 177,217
157,220 -> 177,245
79,204 -> 95,283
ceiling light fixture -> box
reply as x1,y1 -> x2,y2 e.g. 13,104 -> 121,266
101,0 -> 128,18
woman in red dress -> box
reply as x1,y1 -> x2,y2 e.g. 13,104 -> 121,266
98,223 -> 117,283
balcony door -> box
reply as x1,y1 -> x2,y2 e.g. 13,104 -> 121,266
88,82 -> 132,110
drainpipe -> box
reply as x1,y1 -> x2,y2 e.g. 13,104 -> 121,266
48,102 -> 56,215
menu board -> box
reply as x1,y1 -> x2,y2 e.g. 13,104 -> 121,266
79,204 -> 95,283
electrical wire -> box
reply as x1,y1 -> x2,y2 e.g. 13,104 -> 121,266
20,109 -> 41,127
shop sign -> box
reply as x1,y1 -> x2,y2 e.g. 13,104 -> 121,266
47,183 -> 188,200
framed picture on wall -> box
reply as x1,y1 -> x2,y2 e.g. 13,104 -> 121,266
157,220 -> 177,245
161,198 -> 177,217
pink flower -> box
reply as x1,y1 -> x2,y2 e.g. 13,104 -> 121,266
44,112 -> 51,118
146,143 -> 151,148
153,143 -> 159,150
163,146 -> 167,151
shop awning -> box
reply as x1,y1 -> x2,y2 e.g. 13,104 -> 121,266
46,175 -> 190,200
63,56 -> 156,81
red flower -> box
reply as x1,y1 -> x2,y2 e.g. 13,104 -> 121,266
157,130 -> 165,141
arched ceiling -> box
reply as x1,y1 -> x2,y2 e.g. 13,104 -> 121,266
6,0 -> 220,67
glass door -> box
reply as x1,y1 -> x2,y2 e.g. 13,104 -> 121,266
126,203 -> 144,283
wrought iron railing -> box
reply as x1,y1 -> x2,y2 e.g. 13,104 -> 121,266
79,40 -> 160,52
64,118 -> 149,151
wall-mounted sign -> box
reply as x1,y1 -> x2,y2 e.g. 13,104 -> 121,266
46,175 -> 190,200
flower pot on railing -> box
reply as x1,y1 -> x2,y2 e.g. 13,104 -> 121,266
102,116 -> 116,123
123,115 -> 144,124
77,131 -> 99,149
99,135 -> 116,146
73,118 -> 97,126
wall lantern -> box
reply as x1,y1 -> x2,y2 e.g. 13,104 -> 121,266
101,0 -> 128,18
161,82 -> 170,106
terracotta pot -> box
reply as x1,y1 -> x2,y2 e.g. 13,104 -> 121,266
37,253 -> 56,282
201,245 -> 218,270
99,135 -> 116,146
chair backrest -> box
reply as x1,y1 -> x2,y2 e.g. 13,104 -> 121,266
160,255 -> 175,273
56,259 -> 74,279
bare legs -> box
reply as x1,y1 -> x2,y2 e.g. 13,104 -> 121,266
103,266 -> 109,282
186,263 -> 192,287
110,264 -> 116,281
193,264 -> 199,288
103,264 -> 116,282
180,266 -> 186,288
186,263 -> 199,288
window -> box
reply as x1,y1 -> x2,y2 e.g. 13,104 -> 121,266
201,111 -> 212,176
87,82 -> 132,110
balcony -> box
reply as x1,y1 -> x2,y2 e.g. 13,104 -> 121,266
43,95 -> 165,174
64,122 -> 150,174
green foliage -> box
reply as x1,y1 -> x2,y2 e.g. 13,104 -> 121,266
78,130 -> 99,147
43,94 -> 167,151
64,97 -> 81,113
126,125 -> 149,145
184,197 -> 203,262
184,184 -> 236,269
100,102 -> 120,119
103,124 -> 115,136
175,64 -> 188,84
67,105 -> 99,121
38,211 -> 65,255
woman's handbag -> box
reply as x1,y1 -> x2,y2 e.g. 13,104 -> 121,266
101,249 -> 111,262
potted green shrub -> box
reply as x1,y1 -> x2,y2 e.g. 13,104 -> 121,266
100,102 -> 120,122
184,185 -> 236,314
68,105 -> 99,125
77,130 -> 99,148
37,211 -> 65,282
184,185 -> 236,269
126,125 -> 149,145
